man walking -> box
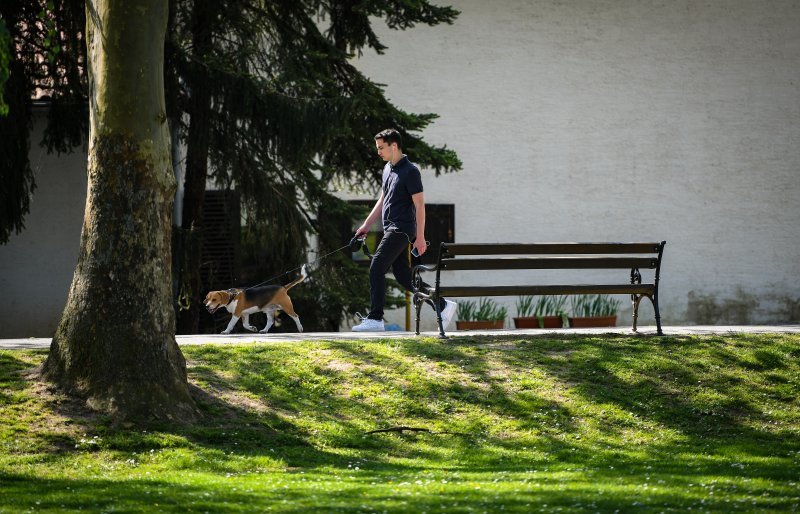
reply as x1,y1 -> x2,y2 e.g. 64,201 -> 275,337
352,129 -> 457,332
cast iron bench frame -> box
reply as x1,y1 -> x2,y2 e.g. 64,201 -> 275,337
411,241 -> 666,338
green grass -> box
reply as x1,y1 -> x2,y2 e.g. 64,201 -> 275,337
1,334 -> 799,513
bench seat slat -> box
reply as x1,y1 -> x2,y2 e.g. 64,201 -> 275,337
440,257 -> 658,271
437,284 -> 655,297
443,243 -> 662,256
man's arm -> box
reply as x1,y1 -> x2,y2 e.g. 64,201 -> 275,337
355,191 -> 384,238
412,192 -> 426,256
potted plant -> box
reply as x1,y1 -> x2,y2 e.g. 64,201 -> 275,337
568,294 -> 620,328
513,295 -> 567,328
455,298 -> 507,330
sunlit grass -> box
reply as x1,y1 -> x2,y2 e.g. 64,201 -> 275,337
1,333 -> 798,512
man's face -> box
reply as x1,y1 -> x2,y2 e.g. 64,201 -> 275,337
375,139 -> 396,162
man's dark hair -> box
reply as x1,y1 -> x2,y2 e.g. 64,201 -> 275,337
374,128 -> 402,150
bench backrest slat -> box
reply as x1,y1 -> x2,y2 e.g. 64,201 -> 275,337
439,284 -> 656,297
442,242 -> 662,256
440,257 -> 658,271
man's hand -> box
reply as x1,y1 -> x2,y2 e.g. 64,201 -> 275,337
413,239 -> 427,257
357,193 -> 384,240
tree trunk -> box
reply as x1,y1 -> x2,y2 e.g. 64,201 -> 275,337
43,0 -> 197,421
175,0 -> 213,334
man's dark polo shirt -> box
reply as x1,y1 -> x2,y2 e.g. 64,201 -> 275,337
381,155 -> 423,238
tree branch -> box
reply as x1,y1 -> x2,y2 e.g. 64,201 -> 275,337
366,426 -> 468,436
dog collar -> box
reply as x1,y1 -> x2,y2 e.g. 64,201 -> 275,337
225,289 -> 238,305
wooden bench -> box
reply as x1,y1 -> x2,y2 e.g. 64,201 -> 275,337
412,242 -> 666,338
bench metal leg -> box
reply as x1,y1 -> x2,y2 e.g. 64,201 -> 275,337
633,293 -> 665,336
631,294 -> 641,333
433,297 -> 448,339
653,293 -> 663,336
414,297 -> 422,335
654,241 -> 665,336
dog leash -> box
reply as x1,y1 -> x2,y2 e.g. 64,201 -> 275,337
243,235 -> 371,290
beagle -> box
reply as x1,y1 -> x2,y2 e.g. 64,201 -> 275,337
204,265 -> 307,334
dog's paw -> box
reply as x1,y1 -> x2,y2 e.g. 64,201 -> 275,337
244,325 -> 257,332
259,329 -> 269,334
221,330 -> 232,335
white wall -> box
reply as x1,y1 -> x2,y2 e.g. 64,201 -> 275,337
351,0 -> 800,329
3,0 -> 799,336
0,121 -> 87,337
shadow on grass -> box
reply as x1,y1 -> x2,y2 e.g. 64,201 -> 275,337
0,351 -> 34,402
2,334 -> 799,512
0,348 -> 346,469
0,469 -> 621,513
177,335 -> 799,469
2,463 -> 797,514
480,334 -> 800,465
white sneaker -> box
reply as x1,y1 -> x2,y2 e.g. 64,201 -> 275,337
352,317 -> 385,332
440,300 -> 457,331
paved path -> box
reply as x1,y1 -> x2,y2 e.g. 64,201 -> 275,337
2,325 -> 798,350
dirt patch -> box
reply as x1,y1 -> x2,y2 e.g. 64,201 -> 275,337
188,379 -> 271,417
325,359 -> 354,372
16,368 -> 100,449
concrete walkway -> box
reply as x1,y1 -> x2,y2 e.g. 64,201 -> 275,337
2,325 -> 798,350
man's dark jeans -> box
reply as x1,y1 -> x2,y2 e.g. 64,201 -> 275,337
367,231 -> 445,321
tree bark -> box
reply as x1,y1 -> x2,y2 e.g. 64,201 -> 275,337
42,0 -> 197,421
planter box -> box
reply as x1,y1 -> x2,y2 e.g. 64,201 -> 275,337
455,320 -> 505,330
568,315 -> 617,328
513,316 -> 562,329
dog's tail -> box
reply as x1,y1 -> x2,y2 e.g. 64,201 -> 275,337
284,264 -> 308,291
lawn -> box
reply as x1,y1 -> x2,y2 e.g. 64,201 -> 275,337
1,333 -> 798,513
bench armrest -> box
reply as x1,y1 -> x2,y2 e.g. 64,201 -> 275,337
412,264 -> 438,274
411,264 -> 439,299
